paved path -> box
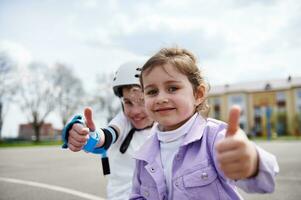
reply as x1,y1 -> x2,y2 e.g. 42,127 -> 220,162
240,141 -> 301,200
0,146 -> 106,200
0,141 -> 301,200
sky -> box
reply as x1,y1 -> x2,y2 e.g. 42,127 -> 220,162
1,0 -> 301,137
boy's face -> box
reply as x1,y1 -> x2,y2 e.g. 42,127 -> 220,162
142,64 -> 203,131
122,86 -> 153,129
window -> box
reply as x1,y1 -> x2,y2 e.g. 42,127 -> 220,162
276,92 -> 286,102
276,91 -> 286,108
297,89 -> 301,98
254,106 -> 262,116
230,95 -> 243,104
214,98 -> 221,105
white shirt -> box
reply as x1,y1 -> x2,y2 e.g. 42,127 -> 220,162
106,111 -> 153,200
157,113 -> 198,200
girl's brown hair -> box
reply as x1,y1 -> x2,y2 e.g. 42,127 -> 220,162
140,47 -> 210,116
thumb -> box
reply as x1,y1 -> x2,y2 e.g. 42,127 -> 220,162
226,105 -> 241,137
84,107 -> 96,131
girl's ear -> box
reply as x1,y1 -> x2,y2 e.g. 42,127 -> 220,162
194,85 -> 205,106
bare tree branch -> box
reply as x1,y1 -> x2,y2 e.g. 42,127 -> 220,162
91,73 -> 121,123
52,63 -> 85,126
18,62 -> 59,142
0,51 -> 18,139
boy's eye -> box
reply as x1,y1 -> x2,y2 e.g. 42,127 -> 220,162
124,100 -> 133,106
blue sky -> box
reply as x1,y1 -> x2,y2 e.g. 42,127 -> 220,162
1,0 -> 301,137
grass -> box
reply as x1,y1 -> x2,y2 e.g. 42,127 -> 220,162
1,135 -> 300,148
249,135 -> 301,141
0,140 -> 63,148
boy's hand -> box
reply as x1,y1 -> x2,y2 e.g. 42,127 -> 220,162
68,107 -> 96,152
215,106 -> 259,180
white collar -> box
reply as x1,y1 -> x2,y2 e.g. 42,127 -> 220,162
157,113 -> 198,143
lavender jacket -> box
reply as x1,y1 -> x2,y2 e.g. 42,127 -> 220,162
130,115 -> 279,200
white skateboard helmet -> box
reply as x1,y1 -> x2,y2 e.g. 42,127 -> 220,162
112,60 -> 144,97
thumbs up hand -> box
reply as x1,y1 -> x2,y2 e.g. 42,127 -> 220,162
68,107 -> 103,152
84,107 -> 96,132
215,105 -> 259,180
225,105 -> 240,137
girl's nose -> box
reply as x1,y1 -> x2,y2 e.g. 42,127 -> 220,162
155,93 -> 169,104
157,98 -> 168,104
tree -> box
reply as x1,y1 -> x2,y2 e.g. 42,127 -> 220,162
0,52 -> 18,139
52,63 -> 85,126
19,62 -> 60,142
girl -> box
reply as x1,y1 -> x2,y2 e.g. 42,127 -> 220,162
130,47 -> 279,200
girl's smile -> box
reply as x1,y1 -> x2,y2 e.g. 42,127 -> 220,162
154,106 -> 176,115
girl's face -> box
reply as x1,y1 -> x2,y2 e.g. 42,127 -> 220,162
142,64 -> 204,131
122,87 -> 153,129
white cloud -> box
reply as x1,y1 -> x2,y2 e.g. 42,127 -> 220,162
1,0 -> 300,83
1,0 -> 301,137
0,40 -> 32,69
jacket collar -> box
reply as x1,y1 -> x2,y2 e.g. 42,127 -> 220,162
182,114 -> 207,146
133,133 -> 160,163
133,114 -> 207,163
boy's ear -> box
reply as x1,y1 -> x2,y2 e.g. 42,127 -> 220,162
194,85 -> 205,106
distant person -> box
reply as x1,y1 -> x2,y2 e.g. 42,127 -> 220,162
130,47 -> 279,199
62,61 -> 154,200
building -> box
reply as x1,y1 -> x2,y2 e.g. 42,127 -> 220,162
18,123 -> 61,140
208,76 -> 301,137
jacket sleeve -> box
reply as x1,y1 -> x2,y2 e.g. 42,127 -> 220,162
234,144 -> 279,193
129,160 -> 146,200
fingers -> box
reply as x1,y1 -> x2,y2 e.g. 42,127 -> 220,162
84,107 -> 96,131
71,123 -> 89,135
216,148 -> 241,164
67,107 -> 97,152
67,124 -> 89,152
215,131 -> 259,179
215,134 -> 246,152
217,149 -> 251,179
69,128 -> 89,142
219,158 -> 253,180
226,105 -> 241,137
220,167 -> 247,180
68,143 -> 82,152
215,106 -> 260,180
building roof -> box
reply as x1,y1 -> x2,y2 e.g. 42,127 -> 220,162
209,76 -> 301,96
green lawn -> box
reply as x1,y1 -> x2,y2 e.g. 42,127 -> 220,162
1,135 -> 301,148
249,135 -> 301,141
0,140 -> 63,148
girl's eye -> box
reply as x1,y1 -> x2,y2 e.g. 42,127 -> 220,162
167,86 -> 178,93
145,89 -> 158,96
